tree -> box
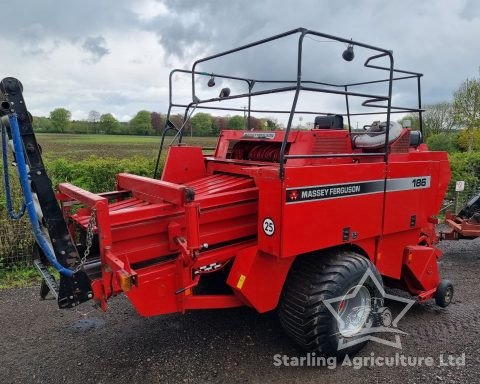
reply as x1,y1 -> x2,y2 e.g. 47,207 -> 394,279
70,120 -> 89,134
399,103 -> 454,139
453,74 -> 480,130
452,74 -> 480,151
213,116 -> 228,135
423,102 -> 454,136
190,113 -> 214,136
99,113 -> 120,134
130,110 -> 153,135
248,116 -> 263,130
168,114 -> 190,136
49,108 -> 71,133
457,128 -> 480,152
32,116 -> 52,132
170,114 -> 184,128
228,115 -> 245,130
261,117 -> 281,130
87,110 -> 101,134
398,114 -> 420,131
151,112 -> 165,135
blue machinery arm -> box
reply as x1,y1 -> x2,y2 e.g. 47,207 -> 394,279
0,77 -> 92,308
1,120 -> 26,220
2,115 -> 74,276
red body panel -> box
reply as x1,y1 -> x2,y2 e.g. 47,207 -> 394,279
279,162 -> 386,257
162,146 -> 207,183
58,129 -> 451,316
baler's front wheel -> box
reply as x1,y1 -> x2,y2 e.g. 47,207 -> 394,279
279,250 -> 383,357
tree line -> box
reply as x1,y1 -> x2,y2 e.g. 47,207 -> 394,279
399,70 -> 480,152
33,109 -> 282,137
32,70 -> 480,149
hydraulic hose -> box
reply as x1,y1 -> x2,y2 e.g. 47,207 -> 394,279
7,114 -> 74,276
1,120 -> 26,219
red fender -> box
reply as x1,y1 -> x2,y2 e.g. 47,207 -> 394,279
227,246 -> 295,312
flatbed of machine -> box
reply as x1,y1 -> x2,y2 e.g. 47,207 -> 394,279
70,172 -> 256,229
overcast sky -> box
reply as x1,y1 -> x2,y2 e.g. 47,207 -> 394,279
1,0 -> 479,126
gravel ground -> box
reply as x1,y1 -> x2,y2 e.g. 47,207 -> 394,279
0,238 -> 479,384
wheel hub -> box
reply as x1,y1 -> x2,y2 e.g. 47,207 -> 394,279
338,285 -> 372,337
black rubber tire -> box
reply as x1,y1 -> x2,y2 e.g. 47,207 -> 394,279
435,279 -> 453,308
278,249 -> 383,357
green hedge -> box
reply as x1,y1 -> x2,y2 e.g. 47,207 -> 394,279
0,167 -> 34,267
47,156 -> 157,193
448,151 -> 480,204
426,133 -> 459,153
0,156 -> 159,267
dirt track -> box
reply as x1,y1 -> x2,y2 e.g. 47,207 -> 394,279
1,238 -> 479,384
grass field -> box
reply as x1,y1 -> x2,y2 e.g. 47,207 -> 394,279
37,133 -> 218,160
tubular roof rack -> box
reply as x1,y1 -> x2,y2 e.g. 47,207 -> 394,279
154,28 -> 424,179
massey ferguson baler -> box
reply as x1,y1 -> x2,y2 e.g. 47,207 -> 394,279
1,28 -> 462,356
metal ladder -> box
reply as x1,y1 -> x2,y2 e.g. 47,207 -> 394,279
33,259 -> 59,299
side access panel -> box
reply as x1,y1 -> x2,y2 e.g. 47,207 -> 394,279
279,162 -> 386,258
378,154 -> 450,279
250,167 -> 284,257
383,160 -> 437,235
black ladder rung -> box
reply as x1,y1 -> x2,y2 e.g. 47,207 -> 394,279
33,259 -> 59,299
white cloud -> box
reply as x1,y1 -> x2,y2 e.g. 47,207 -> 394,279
0,0 -> 479,129
132,0 -> 168,21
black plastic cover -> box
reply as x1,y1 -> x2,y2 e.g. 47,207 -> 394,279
409,130 -> 423,147
314,115 -> 344,129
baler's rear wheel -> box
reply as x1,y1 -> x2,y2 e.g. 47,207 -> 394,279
435,279 -> 453,307
279,250 -> 383,357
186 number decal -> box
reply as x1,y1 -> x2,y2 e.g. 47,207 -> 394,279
411,177 -> 427,188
